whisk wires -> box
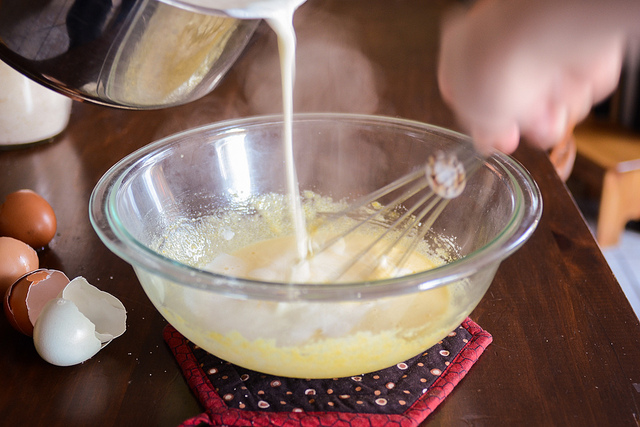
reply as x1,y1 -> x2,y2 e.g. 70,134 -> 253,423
303,144 -> 481,282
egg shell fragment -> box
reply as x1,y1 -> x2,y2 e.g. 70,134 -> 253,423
4,269 -> 69,336
33,276 -> 127,366
33,298 -> 102,367
60,277 -> 127,342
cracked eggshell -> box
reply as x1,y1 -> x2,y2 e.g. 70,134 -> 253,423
33,277 -> 127,366
4,269 -> 70,336
33,298 -> 102,366
60,277 -> 127,342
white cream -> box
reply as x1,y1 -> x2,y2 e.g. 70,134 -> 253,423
168,0 -> 307,19
169,0 -> 310,263
207,233 -> 440,283
264,4 -> 309,262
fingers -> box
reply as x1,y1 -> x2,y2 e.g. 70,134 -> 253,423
437,1 -> 627,155
470,121 -> 520,155
589,38 -> 625,104
518,38 -> 624,150
521,104 -> 569,151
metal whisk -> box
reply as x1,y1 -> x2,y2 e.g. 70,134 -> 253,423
302,141 -> 483,282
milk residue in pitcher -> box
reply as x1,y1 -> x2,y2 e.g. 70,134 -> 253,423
168,0 -> 306,19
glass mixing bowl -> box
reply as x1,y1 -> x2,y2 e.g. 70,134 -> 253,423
90,113 -> 542,378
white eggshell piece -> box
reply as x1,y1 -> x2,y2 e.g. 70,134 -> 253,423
60,277 -> 127,343
33,298 -> 102,366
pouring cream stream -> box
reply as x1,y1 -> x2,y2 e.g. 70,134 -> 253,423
167,0 -> 309,268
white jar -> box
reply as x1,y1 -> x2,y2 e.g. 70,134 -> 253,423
0,61 -> 72,147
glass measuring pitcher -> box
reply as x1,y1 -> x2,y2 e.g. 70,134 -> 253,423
0,0 -> 259,109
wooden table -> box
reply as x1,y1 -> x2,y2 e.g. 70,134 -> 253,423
1,1 -> 639,425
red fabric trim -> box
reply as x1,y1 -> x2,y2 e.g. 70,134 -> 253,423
164,317 -> 492,427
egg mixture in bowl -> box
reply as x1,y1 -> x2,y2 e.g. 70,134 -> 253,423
90,114 -> 542,378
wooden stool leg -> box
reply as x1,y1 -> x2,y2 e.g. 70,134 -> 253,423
597,169 -> 640,247
624,169 -> 640,222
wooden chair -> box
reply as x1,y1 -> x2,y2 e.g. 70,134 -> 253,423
570,119 -> 640,247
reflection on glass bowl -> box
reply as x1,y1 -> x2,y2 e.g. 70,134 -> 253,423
90,113 -> 542,378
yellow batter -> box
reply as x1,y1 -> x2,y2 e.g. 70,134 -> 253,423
206,230 -> 440,283
141,192 -> 471,378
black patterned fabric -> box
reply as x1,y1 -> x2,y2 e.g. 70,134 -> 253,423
165,318 -> 492,427
194,326 -> 470,414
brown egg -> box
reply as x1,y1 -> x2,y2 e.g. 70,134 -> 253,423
4,269 -> 70,336
0,189 -> 57,248
0,236 -> 39,295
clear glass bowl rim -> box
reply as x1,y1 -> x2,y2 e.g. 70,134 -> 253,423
89,113 -> 543,301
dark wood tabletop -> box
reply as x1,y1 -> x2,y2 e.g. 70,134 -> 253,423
1,0 -> 639,425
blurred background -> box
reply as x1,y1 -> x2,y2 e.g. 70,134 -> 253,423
567,37 -> 640,320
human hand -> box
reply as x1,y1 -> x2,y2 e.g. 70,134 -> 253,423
437,0 -> 630,154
